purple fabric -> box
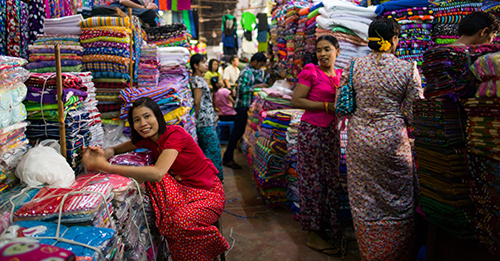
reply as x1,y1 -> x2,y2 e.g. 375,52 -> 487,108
108,150 -> 153,166
26,86 -> 87,103
25,60 -> 82,69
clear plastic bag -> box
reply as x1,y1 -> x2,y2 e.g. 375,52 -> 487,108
15,145 -> 75,188
108,149 -> 153,166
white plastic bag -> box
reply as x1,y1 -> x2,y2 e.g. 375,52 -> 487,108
15,144 -> 75,188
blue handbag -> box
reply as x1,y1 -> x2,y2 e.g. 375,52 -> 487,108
336,59 -> 356,116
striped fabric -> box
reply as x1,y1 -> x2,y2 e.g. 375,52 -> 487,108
119,86 -> 176,103
79,17 -> 130,28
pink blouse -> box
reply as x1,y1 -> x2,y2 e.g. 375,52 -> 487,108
298,63 -> 342,127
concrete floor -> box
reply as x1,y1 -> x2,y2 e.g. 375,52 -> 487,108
219,147 -> 361,261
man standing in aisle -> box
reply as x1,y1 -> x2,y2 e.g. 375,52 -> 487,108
223,52 -> 269,169
452,11 -> 499,46
223,55 -> 240,91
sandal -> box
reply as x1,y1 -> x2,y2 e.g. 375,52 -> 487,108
223,161 -> 242,169
307,242 -> 342,257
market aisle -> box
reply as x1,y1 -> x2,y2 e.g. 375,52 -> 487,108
219,146 -> 361,261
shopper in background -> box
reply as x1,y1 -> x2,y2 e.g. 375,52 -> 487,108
211,76 -> 236,121
291,35 -> 342,256
108,0 -> 159,27
222,52 -> 269,169
223,55 -> 240,91
344,18 -> 424,261
81,97 -> 229,260
190,54 -> 224,181
204,59 -> 222,90
452,11 -> 500,46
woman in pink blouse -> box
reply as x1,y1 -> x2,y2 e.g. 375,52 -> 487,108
291,35 -> 342,256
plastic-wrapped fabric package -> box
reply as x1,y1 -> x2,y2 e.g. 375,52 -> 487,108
108,149 -> 153,167
13,182 -> 113,224
0,242 -> 77,260
1,221 -> 116,261
0,184 -> 40,235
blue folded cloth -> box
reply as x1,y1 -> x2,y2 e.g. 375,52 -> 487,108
375,0 -> 430,16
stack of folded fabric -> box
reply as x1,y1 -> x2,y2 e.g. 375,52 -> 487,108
283,109 -> 304,219
80,17 -> 134,85
483,0 -> 500,44
43,14 -> 84,36
284,4 -> 304,85
71,71 -> 104,147
138,44 -> 160,88
304,14 -> 317,65
317,0 -> 375,69
0,56 -> 30,191
26,34 -> 83,73
422,44 -> 500,98
241,103 -> 260,168
23,73 -> 90,170
413,97 -> 474,239
464,52 -> 500,257
157,47 -> 197,139
384,6 -> 433,87
431,1 -> 482,46
271,3 -> 288,80
144,23 -> 191,48
292,5 -> 311,84
0,185 -> 40,234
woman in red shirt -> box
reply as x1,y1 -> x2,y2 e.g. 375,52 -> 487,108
81,97 -> 229,260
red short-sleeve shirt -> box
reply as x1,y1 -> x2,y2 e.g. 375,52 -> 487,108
134,125 -> 217,190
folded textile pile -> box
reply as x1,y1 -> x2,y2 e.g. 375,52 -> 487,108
292,4 -> 312,84
4,221 -> 118,260
0,56 -> 30,192
431,1 -> 482,46
422,44 -> 500,98
138,44 -> 160,88
304,13 -> 317,65
26,34 -> 83,73
483,0 -> 500,44
464,57 -> 500,250
144,23 -> 191,48
284,4 -> 306,86
0,184 -> 40,234
44,14 -> 84,36
384,6 -> 433,87
316,0 -> 375,69
23,73 -> 91,169
156,46 -> 196,139
71,72 -> 104,147
80,17 -> 134,84
270,4 -> 288,80
283,109 -> 304,218
414,97 -> 474,239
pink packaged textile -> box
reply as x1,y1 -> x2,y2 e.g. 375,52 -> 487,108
0,242 -> 76,261
108,150 -> 153,166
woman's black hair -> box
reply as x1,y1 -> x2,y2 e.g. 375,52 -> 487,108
190,54 -> 206,73
368,18 -> 401,51
316,35 -> 340,49
128,97 -> 167,144
210,76 -> 220,93
208,59 -> 219,72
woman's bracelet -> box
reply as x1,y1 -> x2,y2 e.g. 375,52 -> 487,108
324,101 -> 328,113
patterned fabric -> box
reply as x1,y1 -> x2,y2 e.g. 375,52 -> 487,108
0,242 -> 76,260
82,41 -> 130,50
344,53 -> 423,257
83,61 -> 129,73
235,64 -> 270,108
82,54 -> 130,65
197,126 -> 223,181
6,0 -> 19,57
146,175 -> 229,260
81,29 -> 130,39
297,120 -> 341,239
0,0 -> 6,54
336,59 -> 356,116
354,218 -> 415,261
79,16 -> 130,28
190,75 -> 216,127
84,47 -> 130,57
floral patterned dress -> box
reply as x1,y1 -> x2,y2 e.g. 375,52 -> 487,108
343,53 -> 424,260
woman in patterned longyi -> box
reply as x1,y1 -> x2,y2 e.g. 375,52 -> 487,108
343,18 -> 424,261
81,97 -> 229,260
291,35 -> 343,256
190,54 -> 224,181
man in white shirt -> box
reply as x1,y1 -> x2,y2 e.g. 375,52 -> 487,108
223,56 -> 240,90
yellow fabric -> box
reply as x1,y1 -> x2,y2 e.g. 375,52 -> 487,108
124,107 -> 189,127
81,36 -> 131,44
82,26 -> 132,34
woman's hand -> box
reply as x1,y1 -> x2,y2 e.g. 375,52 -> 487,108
81,148 -> 109,172
146,2 -> 157,9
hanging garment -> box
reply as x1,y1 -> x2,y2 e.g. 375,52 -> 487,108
222,14 -> 236,36
241,11 -> 256,31
257,13 -> 268,32
244,30 -> 252,41
189,10 -> 196,38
